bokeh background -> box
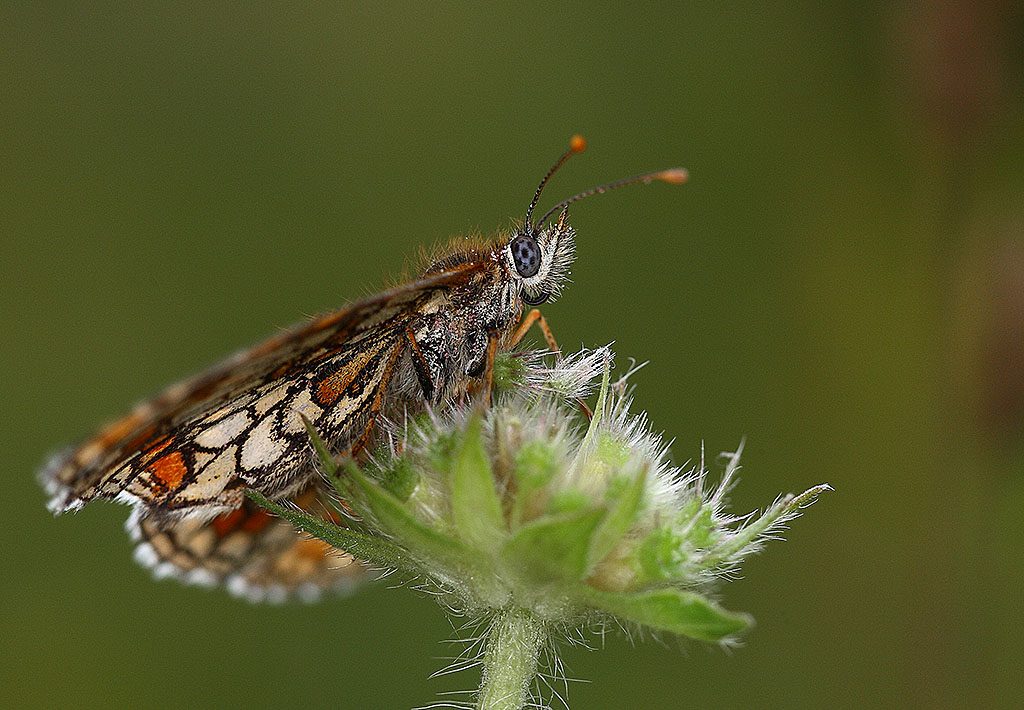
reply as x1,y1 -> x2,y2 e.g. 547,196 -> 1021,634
3,3 -> 1022,708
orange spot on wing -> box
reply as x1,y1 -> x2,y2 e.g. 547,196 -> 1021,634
292,487 -> 318,508
241,508 -> 272,533
147,451 -> 188,490
294,538 -> 333,560
316,346 -> 380,405
211,506 -> 272,537
212,508 -> 246,536
317,367 -> 357,405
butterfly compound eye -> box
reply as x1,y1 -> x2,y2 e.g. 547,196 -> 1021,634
511,235 -> 541,278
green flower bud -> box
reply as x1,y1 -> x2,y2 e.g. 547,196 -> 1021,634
252,347 -> 830,709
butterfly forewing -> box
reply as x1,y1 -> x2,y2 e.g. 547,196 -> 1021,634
44,270 -> 465,513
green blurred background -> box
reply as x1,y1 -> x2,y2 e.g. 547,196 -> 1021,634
3,3 -> 1022,708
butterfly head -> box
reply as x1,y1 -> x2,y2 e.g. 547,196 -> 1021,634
508,134 -> 687,307
505,220 -> 576,306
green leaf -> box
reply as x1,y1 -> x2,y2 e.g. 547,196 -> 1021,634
586,466 -> 647,573
346,462 -> 481,572
567,354 -> 611,479
634,525 -> 687,585
377,457 -> 419,502
426,429 -> 458,473
300,415 -> 338,477
501,508 -> 606,584
687,503 -> 718,548
581,587 -> 752,642
246,490 -> 406,569
545,489 -> 590,516
703,483 -> 832,567
593,431 -> 631,469
513,439 -> 560,490
449,414 -> 506,552
509,439 -> 560,527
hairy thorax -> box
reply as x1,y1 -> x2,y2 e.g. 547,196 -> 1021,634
394,255 -> 522,405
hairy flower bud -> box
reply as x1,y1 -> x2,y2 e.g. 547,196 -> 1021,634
251,347 -> 829,708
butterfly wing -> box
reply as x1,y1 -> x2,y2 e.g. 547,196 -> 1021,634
42,269 -> 469,518
127,481 -> 362,602
55,321 -> 406,523
40,268 -> 474,600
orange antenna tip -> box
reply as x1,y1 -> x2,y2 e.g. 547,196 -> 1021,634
525,136 -> 588,226
655,168 -> 689,185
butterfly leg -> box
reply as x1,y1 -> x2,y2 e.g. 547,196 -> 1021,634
480,330 -> 499,402
509,308 -> 561,353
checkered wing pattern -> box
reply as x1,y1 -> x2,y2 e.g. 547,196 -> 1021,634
40,270 -> 472,601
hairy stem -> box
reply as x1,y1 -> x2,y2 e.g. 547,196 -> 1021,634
477,607 -> 546,710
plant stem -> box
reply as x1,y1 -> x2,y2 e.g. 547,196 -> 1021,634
477,607 -> 546,710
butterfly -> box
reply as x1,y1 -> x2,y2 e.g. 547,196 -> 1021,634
40,135 -> 686,602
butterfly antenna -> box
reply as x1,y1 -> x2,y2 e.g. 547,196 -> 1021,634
536,166 -> 689,228
525,134 -> 588,230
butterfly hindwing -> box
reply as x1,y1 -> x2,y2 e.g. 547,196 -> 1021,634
127,482 -> 363,602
